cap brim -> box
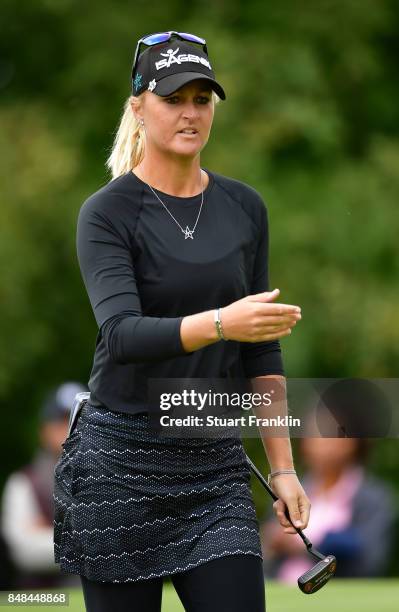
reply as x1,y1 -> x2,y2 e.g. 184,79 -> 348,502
154,72 -> 226,100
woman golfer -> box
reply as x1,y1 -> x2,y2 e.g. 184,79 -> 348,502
53,31 -> 310,611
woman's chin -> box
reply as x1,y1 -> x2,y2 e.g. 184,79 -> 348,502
170,144 -> 203,158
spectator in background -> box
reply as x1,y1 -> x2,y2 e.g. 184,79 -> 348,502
261,437 -> 396,581
1,381 -> 86,589
0,532 -> 16,589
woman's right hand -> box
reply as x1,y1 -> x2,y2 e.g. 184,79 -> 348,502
220,288 -> 301,342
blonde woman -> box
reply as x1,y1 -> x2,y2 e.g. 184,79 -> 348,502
53,31 -> 310,612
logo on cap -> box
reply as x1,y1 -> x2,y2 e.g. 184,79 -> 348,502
155,47 -> 212,71
133,73 -> 143,93
148,79 -> 157,92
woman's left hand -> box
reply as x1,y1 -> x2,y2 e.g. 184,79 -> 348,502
270,474 -> 311,534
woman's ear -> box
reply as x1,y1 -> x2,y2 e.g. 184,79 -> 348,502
130,95 -> 144,124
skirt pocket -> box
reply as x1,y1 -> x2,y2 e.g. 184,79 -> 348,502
53,417 -> 86,565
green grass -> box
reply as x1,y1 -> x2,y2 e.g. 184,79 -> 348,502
2,580 -> 398,611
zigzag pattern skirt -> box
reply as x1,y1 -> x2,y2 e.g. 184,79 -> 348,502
53,402 -> 263,583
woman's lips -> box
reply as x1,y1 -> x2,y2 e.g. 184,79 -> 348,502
178,128 -> 198,134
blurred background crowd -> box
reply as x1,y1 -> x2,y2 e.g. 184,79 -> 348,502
0,0 -> 398,589
0,382 -> 86,589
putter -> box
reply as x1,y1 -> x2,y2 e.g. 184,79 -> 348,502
245,454 -> 337,594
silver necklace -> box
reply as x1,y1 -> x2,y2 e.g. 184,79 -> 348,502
143,171 -> 204,240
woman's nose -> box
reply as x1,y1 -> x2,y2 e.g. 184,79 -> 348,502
182,102 -> 200,119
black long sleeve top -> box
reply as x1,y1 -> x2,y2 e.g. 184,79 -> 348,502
76,168 -> 284,415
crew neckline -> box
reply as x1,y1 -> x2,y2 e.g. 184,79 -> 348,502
129,167 -> 215,206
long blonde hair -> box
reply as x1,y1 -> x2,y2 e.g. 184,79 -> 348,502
106,91 -> 220,180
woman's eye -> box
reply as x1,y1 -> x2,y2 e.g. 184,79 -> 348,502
165,96 -> 211,104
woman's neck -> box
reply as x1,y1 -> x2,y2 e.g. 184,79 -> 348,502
313,464 -> 354,492
133,155 -> 207,197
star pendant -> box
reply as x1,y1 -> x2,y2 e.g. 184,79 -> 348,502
184,226 -> 194,239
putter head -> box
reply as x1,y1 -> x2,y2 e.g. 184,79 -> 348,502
298,555 -> 337,594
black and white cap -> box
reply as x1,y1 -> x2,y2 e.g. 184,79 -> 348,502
132,39 -> 226,100
40,381 -> 88,422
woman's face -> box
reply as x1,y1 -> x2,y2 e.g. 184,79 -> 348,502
136,79 -> 215,159
300,437 -> 360,474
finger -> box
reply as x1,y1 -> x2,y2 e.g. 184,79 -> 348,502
286,500 -> 305,529
259,326 -> 295,339
298,497 -> 311,529
250,289 -> 280,302
283,506 -> 297,529
260,303 -> 301,315
261,328 -> 293,341
273,500 -> 292,528
283,527 -> 298,535
260,319 -> 298,332
261,314 -> 301,326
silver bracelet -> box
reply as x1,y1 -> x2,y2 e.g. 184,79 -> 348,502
214,308 -> 226,340
267,469 -> 297,486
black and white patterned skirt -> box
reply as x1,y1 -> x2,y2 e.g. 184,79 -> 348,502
53,402 -> 263,583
